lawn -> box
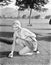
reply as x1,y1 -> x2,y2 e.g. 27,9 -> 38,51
0,7 -> 51,65
0,18 -> 51,65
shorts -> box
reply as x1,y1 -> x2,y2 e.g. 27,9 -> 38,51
16,37 -> 34,50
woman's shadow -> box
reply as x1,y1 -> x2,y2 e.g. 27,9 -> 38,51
0,51 -> 20,58
0,34 -> 51,58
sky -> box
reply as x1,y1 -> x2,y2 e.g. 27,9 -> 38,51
44,0 -> 51,9
0,0 -> 51,17
0,0 -> 51,10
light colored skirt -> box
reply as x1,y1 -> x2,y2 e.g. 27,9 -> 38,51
15,37 -> 34,50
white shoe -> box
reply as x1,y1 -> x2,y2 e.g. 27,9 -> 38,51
36,51 -> 40,54
33,49 -> 40,54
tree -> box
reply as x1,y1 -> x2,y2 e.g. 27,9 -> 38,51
1,0 -> 49,25
15,0 -> 49,26
0,0 -> 12,5
0,0 -> 3,2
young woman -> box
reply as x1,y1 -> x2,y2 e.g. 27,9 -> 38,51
9,20 -> 40,58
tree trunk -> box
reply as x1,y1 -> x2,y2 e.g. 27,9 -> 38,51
17,10 -> 20,18
28,9 -> 32,26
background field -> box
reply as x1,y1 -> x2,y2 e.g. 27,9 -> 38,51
0,7 -> 51,65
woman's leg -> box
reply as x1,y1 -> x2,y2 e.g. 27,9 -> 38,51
26,37 -> 40,53
19,46 -> 32,55
32,39 -> 40,53
16,38 -> 34,55
16,38 -> 25,47
33,41 -> 38,51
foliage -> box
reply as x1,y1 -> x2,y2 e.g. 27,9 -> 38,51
15,0 -> 49,11
45,15 -> 51,19
34,15 -> 40,19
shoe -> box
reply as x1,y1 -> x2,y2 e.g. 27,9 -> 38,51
33,49 -> 40,54
17,52 -> 20,55
36,51 -> 40,54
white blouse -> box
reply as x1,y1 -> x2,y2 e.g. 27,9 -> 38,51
15,28 -> 36,40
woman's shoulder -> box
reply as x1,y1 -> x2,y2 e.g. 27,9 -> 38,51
13,31 -> 18,36
22,28 -> 30,32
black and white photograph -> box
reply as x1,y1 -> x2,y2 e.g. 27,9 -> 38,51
0,0 -> 51,65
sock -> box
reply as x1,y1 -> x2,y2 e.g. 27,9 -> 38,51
17,52 -> 20,55
33,48 -> 39,52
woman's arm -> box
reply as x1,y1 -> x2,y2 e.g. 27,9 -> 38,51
8,33 -> 16,58
11,33 -> 16,54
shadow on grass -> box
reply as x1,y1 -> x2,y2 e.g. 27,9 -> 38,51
0,51 -> 21,58
0,32 -> 13,38
0,38 -> 13,45
37,36 -> 51,42
0,35 -> 51,46
0,32 -> 51,45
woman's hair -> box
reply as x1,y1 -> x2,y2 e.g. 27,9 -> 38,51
12,20 -> 21,28
14,20 -> 21,27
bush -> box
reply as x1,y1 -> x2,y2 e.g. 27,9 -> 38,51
45,15 -> 51,19
34,15 -> 40,19
22,15 -> 26,19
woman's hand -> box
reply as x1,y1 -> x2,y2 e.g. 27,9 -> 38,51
8,52 -> 13,58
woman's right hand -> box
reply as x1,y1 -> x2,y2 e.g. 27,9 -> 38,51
8,52 -> 13,58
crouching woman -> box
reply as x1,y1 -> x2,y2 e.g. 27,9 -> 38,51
8,20 -> 39,58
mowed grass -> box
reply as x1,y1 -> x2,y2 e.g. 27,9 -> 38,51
0,35 -> 50,65
0,18 -> 51,65
0,18 -> 51,33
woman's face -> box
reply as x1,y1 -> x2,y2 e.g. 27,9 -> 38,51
12,24 -> 21,32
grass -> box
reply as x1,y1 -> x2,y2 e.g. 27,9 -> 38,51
0,31 -> 50,65
0,9 -> 51,65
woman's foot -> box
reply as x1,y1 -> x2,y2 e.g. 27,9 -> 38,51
33,49 -> 40,54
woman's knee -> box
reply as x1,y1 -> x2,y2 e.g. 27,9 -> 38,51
19,51 -> 24,55
19,46 -> 31,55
